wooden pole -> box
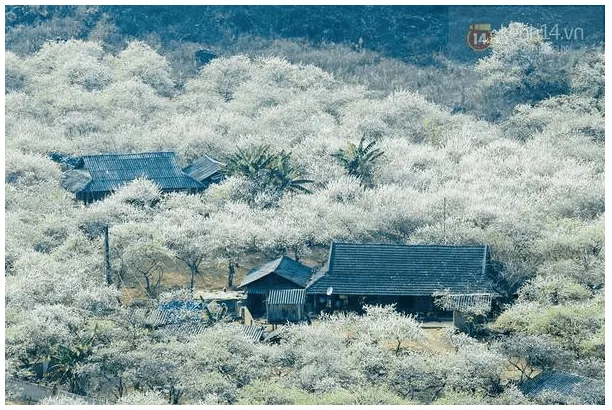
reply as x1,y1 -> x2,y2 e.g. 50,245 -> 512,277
443,197 -> 447,243
104,225 -> 113,285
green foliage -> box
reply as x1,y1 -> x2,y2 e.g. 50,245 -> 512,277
311,386 -> 412,405
45,335 -> 94,394
223,145 -> 313,206
518,275 -> 591,305
494,334 -> 571,381
224,145 -> 277,179
236,379 -> 309,405
434,385 -> 533,405
331,136 -> 384,187
116,390 -> 168,405
493,296 -> 604,355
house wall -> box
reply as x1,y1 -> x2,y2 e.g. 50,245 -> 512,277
244,274 -> 306,317
453,310 -> 467,330
77,191 -> 107,204
309,294 -> 443,315
246,294 -> 266,316
266,303 -> 304,323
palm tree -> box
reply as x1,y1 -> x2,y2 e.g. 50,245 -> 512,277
224,146 -> 313,195
270,150 -> 313,194
331,136 -> 384,187
45,335 -> 94,395
223,145 -> 276,179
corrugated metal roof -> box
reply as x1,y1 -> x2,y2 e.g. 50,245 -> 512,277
73,152 -> 203,194
267,289 -> 306,305
148,300 -> 205,326
241,325 -> 265,342
521,371 -> 604,404
439,293 -> 493,311
156,321 -> 208,337
307,242 -> 494,296
239,256 -> 314,289
183,155 -> 224,183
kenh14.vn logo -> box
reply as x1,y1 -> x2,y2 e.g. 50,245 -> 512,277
467,23 -> 492,51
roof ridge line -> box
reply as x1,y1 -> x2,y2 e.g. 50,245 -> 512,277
332,242 -> 488,247
202,155 -> 226,165
327,241 -> 336,274
83,151 -> 177,158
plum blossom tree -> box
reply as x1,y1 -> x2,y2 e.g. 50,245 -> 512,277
386,351 -> 448,402
156,209 -> 210,292
474,22 -> 572,120
359,304 -> 424,354
493,334 -> 571,382
111,40 -> 175,96
204,204 -> 262,289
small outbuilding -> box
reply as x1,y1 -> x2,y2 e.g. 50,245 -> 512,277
266,288 -> 307,324
196,290 -> 244,319
182,155 -> 225,188
238,256 -> 314,317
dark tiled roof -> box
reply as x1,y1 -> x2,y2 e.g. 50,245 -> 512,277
183,155 -> 225,183
307,243 -> 494,296
73,152 -> 203,194
245,284 -> 299,294
239,256 -> 314,289
521,371 -> 605,404
267,289 -> 306,305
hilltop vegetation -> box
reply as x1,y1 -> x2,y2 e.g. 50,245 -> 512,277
4,9 -> 605,405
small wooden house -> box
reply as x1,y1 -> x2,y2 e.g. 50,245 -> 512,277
61,152 -> 204,204
238,256 -> 314,317
266,288 -> 307,324
306,242 -> 497,323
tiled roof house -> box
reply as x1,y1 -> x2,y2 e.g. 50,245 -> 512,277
61,152 -> 205,203
306,242 -> 497,317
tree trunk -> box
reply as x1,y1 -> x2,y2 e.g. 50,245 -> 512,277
104,225 -> 113,285
143,274 -> 152,298
188,262 -> 198,292
227,261 -> 236,289
292,245 -> 300,262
